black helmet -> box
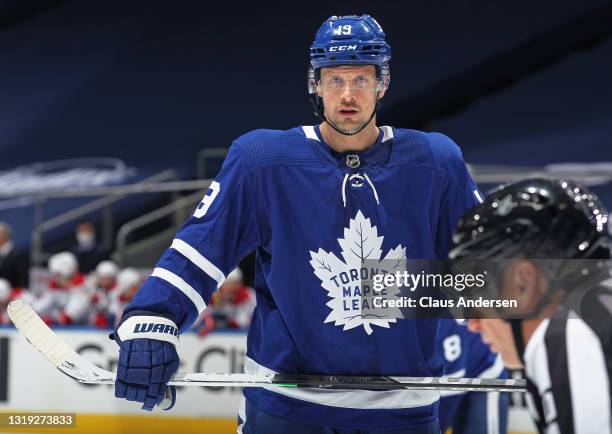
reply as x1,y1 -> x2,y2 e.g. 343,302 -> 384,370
450,178 -> 610,262
450,179 -> 610,358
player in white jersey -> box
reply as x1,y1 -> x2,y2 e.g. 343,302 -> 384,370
29,252 -> 90,325
449,178 -> 611,434
0,278 -> 23,325
88,260 -> 119,328
107,268 -> 142,327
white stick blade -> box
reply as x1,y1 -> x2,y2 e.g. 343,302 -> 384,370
7,299 -> 115,383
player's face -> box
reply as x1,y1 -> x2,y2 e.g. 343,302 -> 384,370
53,275 -> 71,288
318,65 -> 385,135
468,318 -> 523,368
220,280 -> 242,299
98,276 -> 116,291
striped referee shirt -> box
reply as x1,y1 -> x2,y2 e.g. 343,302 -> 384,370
523,281 -> 612,433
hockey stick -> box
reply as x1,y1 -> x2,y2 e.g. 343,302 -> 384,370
7,300 -> 526,392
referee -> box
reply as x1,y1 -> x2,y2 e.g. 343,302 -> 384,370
448,178 -> 611,434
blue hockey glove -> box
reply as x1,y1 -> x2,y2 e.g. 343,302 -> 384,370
112,315 -> 180,411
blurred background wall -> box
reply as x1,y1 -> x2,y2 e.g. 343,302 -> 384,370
1,0 -> 611,251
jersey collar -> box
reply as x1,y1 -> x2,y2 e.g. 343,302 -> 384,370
302,125 -> 393,168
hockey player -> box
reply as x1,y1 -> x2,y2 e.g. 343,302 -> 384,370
437,319 -> 509,434
210,268 -> 256,329
30,252 -> 90,325
0,277 -> 23,325
449,178 -> 611,434
194,267 -> 257,337
108,267 -> 142,327
113,15 -> 482,432
89,260 -> 120,328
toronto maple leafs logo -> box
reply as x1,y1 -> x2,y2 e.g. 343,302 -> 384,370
309,211 -> 407,335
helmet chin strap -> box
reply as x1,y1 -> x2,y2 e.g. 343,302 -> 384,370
509,319 -> 526,365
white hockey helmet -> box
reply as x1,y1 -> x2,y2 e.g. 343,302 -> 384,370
226,267 -> 243,283
96,260 -> 119,279
0,278 -> 10,302
117,268 -> 141,291
48,252 -> 78,279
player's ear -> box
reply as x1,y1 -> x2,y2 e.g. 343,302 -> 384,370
315,68 -> 324,98
377,67 -> 390,100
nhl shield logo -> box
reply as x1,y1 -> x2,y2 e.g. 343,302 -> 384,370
345,154 -> 360,168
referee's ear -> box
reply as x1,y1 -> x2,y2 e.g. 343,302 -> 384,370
511,259 -> 542,311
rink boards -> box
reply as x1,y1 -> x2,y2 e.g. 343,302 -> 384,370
0,327 -> 535,434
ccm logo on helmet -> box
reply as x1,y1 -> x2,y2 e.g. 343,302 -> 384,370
329,45 -> 357,52
133,322 -> 179,336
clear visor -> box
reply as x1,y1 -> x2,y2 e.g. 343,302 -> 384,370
307,65 -> 389,94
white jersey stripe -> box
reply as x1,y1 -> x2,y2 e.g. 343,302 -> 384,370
151,267 -> 207,314
381,125 -> 394,142
302,125 -> 320,141
566,315 -> 612,434
237,397 -> 246,434
244,356 -> 439,409
171,238 -> 225,288
441,355 -> 506,397
440,369 -> 466,397
446,368 -> 467,378
479,354 -> 505,380
486,391 -> 500,434
524,319 -> 559,431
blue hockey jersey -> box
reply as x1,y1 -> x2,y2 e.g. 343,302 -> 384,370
438,319 -> 508,433
125,125 -> 481,429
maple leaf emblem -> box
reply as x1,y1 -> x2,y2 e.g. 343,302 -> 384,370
309,211 -> 407,335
